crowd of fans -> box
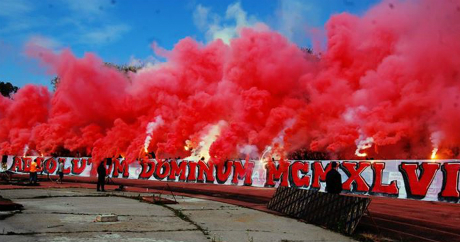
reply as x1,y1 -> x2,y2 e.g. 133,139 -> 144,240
288,149 -> 330,160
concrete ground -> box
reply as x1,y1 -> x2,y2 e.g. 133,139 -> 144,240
0,188 -> 355,242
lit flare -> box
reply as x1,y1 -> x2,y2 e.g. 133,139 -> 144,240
431,148 -> 438,159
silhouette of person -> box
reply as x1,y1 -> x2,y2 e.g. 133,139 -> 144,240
326,161 -> 342,194
97,161 -> 106,192
57,159 -> 64,184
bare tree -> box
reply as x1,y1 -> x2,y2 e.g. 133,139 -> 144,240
50,63 -> 140,91
0,81 -> 19,98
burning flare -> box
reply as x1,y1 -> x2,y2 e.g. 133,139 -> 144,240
259,146 -> 272,165
355,137 -> 374,158
183,121 -> 227,162
431,148 -> 438,159
430,131 -> 443,160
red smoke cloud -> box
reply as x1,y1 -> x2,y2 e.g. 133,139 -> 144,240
1,0 -> 460,163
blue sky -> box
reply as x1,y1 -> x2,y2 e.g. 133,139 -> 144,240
0,0 -> 380,89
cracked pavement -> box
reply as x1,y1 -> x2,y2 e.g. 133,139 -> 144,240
0,188 -> 354,242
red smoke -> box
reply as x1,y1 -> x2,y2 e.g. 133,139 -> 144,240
1,0 -> 460,163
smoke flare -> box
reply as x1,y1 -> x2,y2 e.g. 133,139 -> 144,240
1,0 -> 460,163
143,116 -> 164,154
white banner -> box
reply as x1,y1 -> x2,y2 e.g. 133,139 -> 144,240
2,156 -> 459,203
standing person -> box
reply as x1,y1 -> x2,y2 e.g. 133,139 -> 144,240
325,161 -> 342,194
29,159 -> 39,185
97,161 -> 106,192
57,159 -> 64,184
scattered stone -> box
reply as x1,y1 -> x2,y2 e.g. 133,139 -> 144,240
96,214 -> 118,222
47,224 -> 63,228
142,195 -> 178,204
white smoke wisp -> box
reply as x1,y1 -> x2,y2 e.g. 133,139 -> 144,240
342,106 -> 367,123
23,144 -> 29,157
430,131 -> 444,159
143,116 -> 164,153
193,2 -> 259,44
273,118 -> 296,145
238,144 -> 259,159
355,134 -> 374,157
